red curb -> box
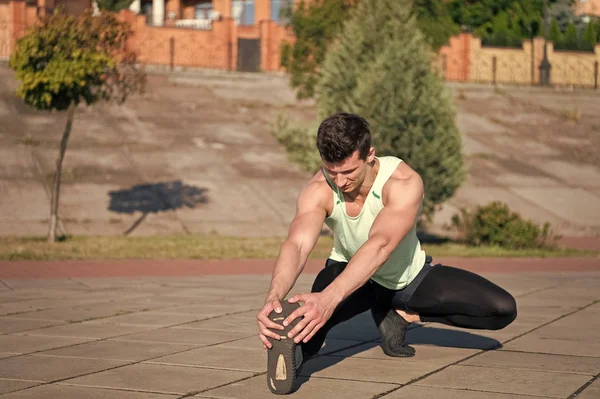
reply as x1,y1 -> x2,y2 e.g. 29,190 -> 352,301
0,257 -> 598,279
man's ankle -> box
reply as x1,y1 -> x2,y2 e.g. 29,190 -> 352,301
395,309 -> 420,323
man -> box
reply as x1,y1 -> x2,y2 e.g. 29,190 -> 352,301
256,112 -> 517,395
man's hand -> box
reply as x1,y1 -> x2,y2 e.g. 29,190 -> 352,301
256,298 -> 285,349
284,292 -> 340,344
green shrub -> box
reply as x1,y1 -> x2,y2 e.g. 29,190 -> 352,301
450,201 -> 556,249
270,114 -> 322,174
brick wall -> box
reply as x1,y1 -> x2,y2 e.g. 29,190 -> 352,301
0,3 -> 11,60
440,32 -> 600,88
0,1 -> 38,60
2,1 -> 597,82
119,10 -> 236,70
260,19 -> 294,72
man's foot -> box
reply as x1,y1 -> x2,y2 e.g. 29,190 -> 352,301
371,305 -> 416,357
266,301 -> 303,395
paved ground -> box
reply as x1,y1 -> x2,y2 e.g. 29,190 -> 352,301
1,66 -> 600,242
0,261 -> 598,398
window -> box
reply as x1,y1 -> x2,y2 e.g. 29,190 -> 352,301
232,0 -> 255,26
271,0 -> 292,24
195,1 -> 213,19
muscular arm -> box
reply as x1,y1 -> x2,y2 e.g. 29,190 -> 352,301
264,180 -> 328,302
321,172 -> 424,303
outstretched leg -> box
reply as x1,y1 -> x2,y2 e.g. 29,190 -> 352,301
301,260 -> 378,358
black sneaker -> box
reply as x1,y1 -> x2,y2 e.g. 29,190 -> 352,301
266,301 -> 304,395
371,305 -> 416,357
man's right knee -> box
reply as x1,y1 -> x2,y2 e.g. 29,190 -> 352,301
489,293 -> 517,330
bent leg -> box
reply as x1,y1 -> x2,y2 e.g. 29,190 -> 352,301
302,260 -> 377,357
407,265 -> 517,330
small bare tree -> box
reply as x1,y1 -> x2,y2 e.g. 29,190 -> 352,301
9,8 -> 146,242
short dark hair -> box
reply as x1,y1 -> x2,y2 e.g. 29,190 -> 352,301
316,112 -> 371,163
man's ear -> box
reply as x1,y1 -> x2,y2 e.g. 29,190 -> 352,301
367,147 -> 376,162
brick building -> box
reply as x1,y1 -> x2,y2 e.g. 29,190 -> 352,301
576,0 -> 600,19
0,0 -> 295,72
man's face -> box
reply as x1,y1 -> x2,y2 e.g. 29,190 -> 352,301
322,150 -> 371,194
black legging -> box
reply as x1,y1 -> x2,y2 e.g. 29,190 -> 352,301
302,258 -> 517,357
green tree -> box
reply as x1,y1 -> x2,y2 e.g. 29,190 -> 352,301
281,0 -> 459,100
280,0 -> 354,99
549,18 -> 564,47
449,0 -> 560,40
563,20 -> 578,49
414,0 -> 460,49
581,21 -> 597,51
9,9 -> 146,242
96,0 -> 135,12
315,0 -> 464,219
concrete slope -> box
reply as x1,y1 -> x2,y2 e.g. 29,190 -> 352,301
0,67 -> 598,240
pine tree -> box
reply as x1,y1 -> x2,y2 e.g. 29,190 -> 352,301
581,22 -> 597,51
564,21 -> 578,50
315,0 -> 464,220
549,19 -> 564,48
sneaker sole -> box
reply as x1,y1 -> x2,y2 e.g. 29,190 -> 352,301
266,301 -> 302,395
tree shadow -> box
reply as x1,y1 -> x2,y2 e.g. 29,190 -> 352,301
108,180 -> 208,235
297,318 -> 501,386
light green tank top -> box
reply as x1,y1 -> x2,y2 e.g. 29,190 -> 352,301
323,156 -> 426,290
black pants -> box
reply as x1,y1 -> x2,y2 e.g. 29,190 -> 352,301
302,256 -> 517,357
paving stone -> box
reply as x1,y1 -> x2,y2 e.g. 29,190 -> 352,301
334,342 -> 479,363
172,312 -> 257,333
1,279 -> 85,290
416,364 -> 591,398
8,304 -> 150,323
0,335 -> 93,354
526,323 -> 599,342
462,350 -> 600,375
523,286 -> 599,308
214,335 -> 264,350
0,355 -> 128,381
39,339 -> 196,361
298,355 -> 445,384
501,335 -> 600,357
147,346 -> 266,373
406,325 -> 501,350
314,338 -> 365,355
2,384 -> 177,398
577,379 -> 600,399
0,301 -> 54,316
89,311 -> 206,327
0,380 -> 40,395
22,321 -> 151,339
64,363 -> 252,395
112,328 -> 251,346
198,374 -> 398,399
383,385 -> 533,399
0,318 -> 63,334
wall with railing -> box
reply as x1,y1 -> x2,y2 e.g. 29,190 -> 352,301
439,33 -> 600,88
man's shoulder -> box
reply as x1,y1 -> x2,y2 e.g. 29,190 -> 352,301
387,158 -> 420,183
382,161 -> 424,204
298,170 -> 333,206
